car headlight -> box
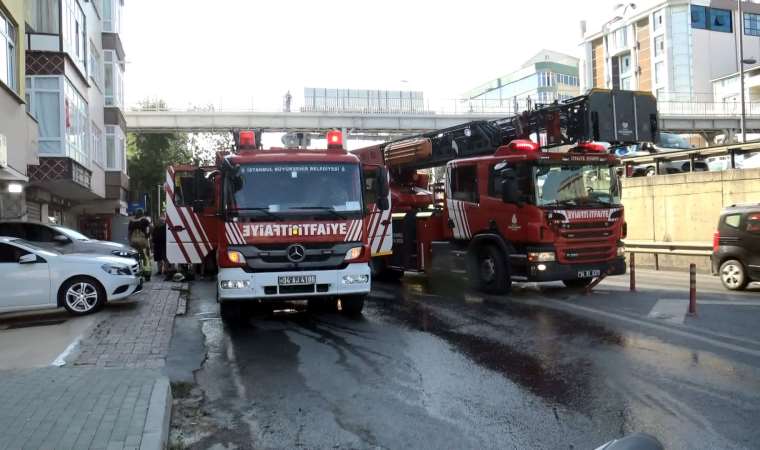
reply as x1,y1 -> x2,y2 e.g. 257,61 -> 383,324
528,251 -> 556,262
617,246 -> 626,257
111,250 -> 132,258
344,246 -> 363,261
101,264 -> 132,276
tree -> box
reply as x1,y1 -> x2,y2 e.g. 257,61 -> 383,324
127,132 -> 192,215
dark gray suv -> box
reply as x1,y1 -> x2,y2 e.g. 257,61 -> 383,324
711,204 -> 760,290
0,221 -> 139,262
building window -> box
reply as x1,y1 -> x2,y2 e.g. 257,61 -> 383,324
91,122 -> 104,167
655,62 -> 664,85
621,77 -> 632,90
104,50 -> 124,108
26,76 -> 64,153
62,0 -> 86,70
64,80 -> 89,167
692,5 -> 732,33
620,54 -> 632,75
105,125 -> 125,172
88,40 -> 103,90
745,13 -> 760,37
103,0 -> 121,33
0,9 -> 17,92
614,27 -> 628,48
654,35 -> 664,58
25,0 -> 60,34
653,9 -> 664,32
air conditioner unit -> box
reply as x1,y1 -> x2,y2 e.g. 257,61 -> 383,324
0,133 -> 7,169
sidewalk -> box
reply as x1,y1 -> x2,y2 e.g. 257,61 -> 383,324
0,281 -> 185,450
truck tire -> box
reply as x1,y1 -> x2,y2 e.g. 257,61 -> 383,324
468,244 -> 511,295
371,258 -> 404,281
340,295 -> 365,316
220,301 -> 244,325
563,278 -> 593,288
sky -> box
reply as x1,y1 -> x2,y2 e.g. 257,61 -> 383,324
122,0 -> 620,111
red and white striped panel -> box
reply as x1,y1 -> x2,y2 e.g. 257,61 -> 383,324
165,167 -> 213,264
344,219 -> 363,242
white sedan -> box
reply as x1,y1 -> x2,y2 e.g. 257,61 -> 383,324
0,236 -> 143,316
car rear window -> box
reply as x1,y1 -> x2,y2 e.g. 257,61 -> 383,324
0,223 -> 26,238
746,213 -> 760,234
724,214 -> 741,229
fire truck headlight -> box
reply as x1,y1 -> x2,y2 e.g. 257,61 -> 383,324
344,246 -> 363,261
227,250 -> 245,265
528,251 -> 556,262
220,280 -> 250,289
342,274 -> 369,285
617,246 -> 626,257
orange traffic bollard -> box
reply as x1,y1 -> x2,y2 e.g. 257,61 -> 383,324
688,263 -> 697,316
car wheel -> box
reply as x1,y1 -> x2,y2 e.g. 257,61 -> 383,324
720,260 -> 749,290
339,295 -> 365,316
646,167 -> 656,176
563,278 -> 593,288
61,277 -> 105,316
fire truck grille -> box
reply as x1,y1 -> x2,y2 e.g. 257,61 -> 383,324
562,246 -> 614,262
240,243 -> 358,272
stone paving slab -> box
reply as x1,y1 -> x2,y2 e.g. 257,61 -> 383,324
70,282 -> 183,370
0,367 -> 170,450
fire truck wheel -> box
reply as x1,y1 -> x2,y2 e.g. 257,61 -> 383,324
371,258 -> 404,281
220,301 -> 245,325
469,244 -> 511,294
562,278 -> 593,288
340,295 -> 365,316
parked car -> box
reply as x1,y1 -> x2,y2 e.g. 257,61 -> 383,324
615,133 -> 707,176
0,221 -> 138,261
711,204 -> 760,290
0,237 -> 143,315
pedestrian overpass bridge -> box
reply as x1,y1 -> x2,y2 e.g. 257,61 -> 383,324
124,102 -> 760,137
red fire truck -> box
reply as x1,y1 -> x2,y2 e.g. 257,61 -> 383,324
354,89 -> 658,294
164,130 -> 390,321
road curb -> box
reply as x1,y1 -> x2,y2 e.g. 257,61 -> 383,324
140,376 -> 172,450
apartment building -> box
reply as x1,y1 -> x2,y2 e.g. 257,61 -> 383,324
580,0 -> 760,101
24,0 -> 126,237
0,0 -> 39,220
464,49 -> 581,112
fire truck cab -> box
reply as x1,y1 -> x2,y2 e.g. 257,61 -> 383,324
165,130 -> 390,321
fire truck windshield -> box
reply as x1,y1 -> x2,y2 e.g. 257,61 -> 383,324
228,162 -> 363,219
534,164 -> 621,207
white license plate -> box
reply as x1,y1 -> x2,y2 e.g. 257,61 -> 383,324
278,275 -> 316,286
577,270 -> 601,278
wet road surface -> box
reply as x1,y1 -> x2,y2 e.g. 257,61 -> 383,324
169,272 -> 760,449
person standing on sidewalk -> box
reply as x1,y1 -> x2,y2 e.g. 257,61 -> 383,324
152,214 -> 168,276
129,209 -> 153,281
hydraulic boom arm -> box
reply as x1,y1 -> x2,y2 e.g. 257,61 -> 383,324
383,89 -> 658,171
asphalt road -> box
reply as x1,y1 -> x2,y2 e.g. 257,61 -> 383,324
168,270 -> 760,450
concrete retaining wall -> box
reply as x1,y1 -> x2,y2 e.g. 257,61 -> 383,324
621,169 -> 760,271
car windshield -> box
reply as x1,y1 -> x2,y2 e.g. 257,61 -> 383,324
228,163 -> 363,219
657,133 -> 691,150
11,238 -> 61,255
534,164 -> 621,207
53,226 -> 90,241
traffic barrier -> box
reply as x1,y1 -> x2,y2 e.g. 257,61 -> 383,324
629,253 -> 636,292
688,263 -> 697,316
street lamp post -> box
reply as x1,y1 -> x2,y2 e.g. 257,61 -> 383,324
737,0 -> 757,143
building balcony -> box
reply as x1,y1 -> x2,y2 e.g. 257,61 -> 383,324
105,170 -> 129,201
27,156 -> 103,201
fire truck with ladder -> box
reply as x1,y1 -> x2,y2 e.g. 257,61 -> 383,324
353,89 -> 658,294
164,130 -> 390,321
